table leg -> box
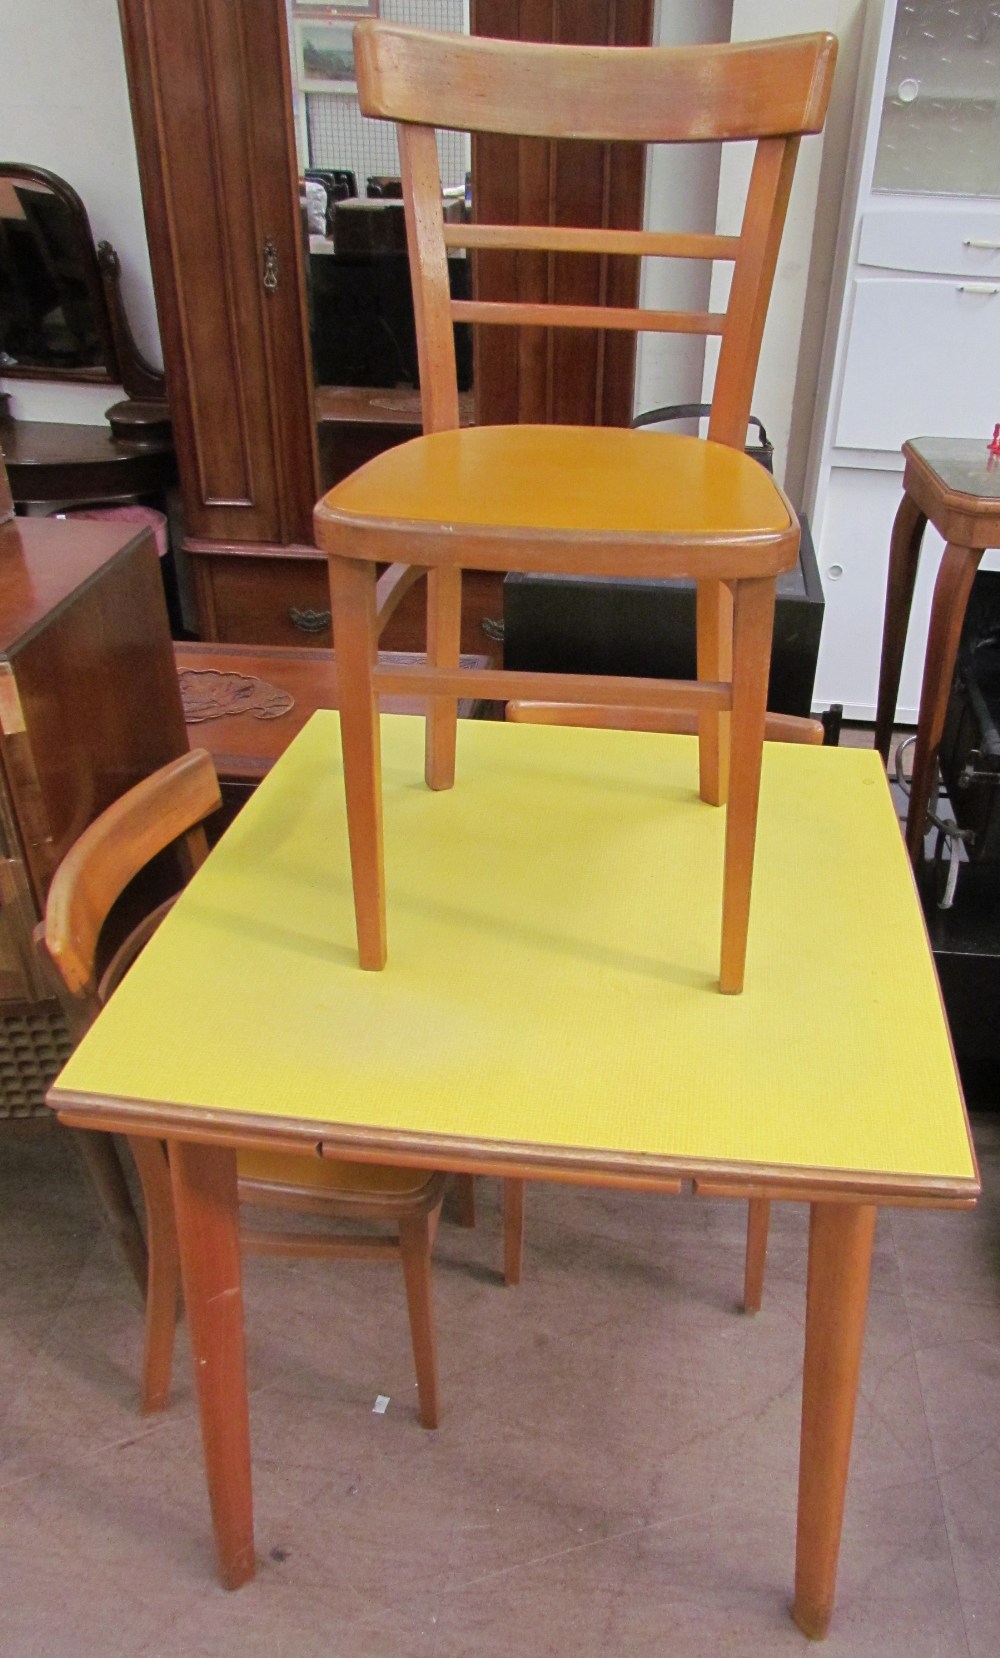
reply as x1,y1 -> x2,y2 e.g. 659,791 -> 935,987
168,1139 -> 255,1589
792,1201 -> 876,1640
874,493 -> 926,763
904,542 -> 984,864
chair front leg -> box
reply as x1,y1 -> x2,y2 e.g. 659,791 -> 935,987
398,1207 -> 441,1429
328,556 -> 387,970
425,566 -> 462,791
720,576 -> 776,994
696,577 -> 733,807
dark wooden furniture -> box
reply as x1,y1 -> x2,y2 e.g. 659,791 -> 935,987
114,0 -> 653,650
0,509 -> 190,1299
0,416 -> 175,509
875,437 -> 1000,862
0,509 -> 188,1112
0,515 -> 188,1009
174,640 -> 489,789
470,0 -> 654,428
0,163 -> 169,451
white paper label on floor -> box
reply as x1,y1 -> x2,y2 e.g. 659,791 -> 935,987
373,1394 -> 390,1415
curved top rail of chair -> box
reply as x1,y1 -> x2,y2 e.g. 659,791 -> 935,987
353,23 -> 838,144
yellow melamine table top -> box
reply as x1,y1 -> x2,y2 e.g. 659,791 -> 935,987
50,714 -> 977,1203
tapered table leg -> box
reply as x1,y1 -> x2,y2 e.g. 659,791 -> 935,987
169,1140 -> 255,1589
793,1201 -> 876,1640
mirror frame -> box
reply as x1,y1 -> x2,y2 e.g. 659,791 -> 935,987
0,162 -> 123,384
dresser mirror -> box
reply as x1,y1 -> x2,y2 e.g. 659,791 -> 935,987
0,162 -> 165,401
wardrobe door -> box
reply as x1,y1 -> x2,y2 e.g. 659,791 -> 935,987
118,0 -> 318,547
470,0 -> 654,428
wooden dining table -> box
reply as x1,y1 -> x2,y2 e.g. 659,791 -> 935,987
48,712 -> 978,1639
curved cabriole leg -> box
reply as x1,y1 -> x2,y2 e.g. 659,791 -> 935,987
904,541 -> 984,865
874,494 -> 926,763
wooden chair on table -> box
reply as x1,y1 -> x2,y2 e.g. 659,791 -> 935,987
504,699 -> 826,1314
313,22 -> 836,997
40,749 -> 515,1430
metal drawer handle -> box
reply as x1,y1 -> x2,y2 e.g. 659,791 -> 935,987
262,236 -> 279,292
957,282 -> 1000,295
289,606 -> 331,633
963,239 -> 1000,250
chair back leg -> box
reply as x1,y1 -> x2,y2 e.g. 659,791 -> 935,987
70,1127 -> 148,1293
696,578 -> 733,807
128,1135 -> 181,1413
424,566 -> 462,790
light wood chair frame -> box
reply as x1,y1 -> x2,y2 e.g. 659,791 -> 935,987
314,24 -> 836,993
40,749 -> 458,1428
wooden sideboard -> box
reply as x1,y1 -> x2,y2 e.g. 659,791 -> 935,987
0,514 -> 188,1113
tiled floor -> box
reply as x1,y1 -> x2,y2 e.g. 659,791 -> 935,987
2,1113 -> 999,1657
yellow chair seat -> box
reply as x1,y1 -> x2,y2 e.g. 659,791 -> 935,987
322,426 -> 795,570
236,1148 -> 435,1198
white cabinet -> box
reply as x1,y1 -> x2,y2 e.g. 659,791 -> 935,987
803,0 -> 1000,721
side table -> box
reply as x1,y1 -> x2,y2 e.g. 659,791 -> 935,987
0,417 -> 176,509
874,436 -> 1000,862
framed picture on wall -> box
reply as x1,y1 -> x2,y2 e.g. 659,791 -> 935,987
294,19 -> 361,93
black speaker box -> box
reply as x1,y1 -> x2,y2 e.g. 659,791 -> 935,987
502,514 -> 825,718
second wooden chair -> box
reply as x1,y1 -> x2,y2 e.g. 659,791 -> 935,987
41,749 -> 517,1429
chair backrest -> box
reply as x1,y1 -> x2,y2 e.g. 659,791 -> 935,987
353,22 -> 837,445
42,749 -> 221,1012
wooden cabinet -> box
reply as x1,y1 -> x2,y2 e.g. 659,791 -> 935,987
117,0 -> 318,552
0,516 -> 188,1110
803,0 -> 1000,720
118,0 -> 653,656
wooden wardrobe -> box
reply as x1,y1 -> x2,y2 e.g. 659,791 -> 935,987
117,0 -> 653,652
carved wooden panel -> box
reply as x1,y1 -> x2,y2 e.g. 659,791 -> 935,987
470,0 -> 654,428
118,0 -> 317,544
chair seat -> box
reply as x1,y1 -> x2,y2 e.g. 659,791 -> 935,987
320,426 -> 797,577
236,1147 -> 438,1200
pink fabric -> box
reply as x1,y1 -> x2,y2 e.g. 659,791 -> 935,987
59,504 -> 168,559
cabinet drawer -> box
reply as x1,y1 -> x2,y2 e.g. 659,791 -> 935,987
859,205 -> 1000,277
836,276 -> 1000,452
195,554 -> 333,646
191,550 -> 505,661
